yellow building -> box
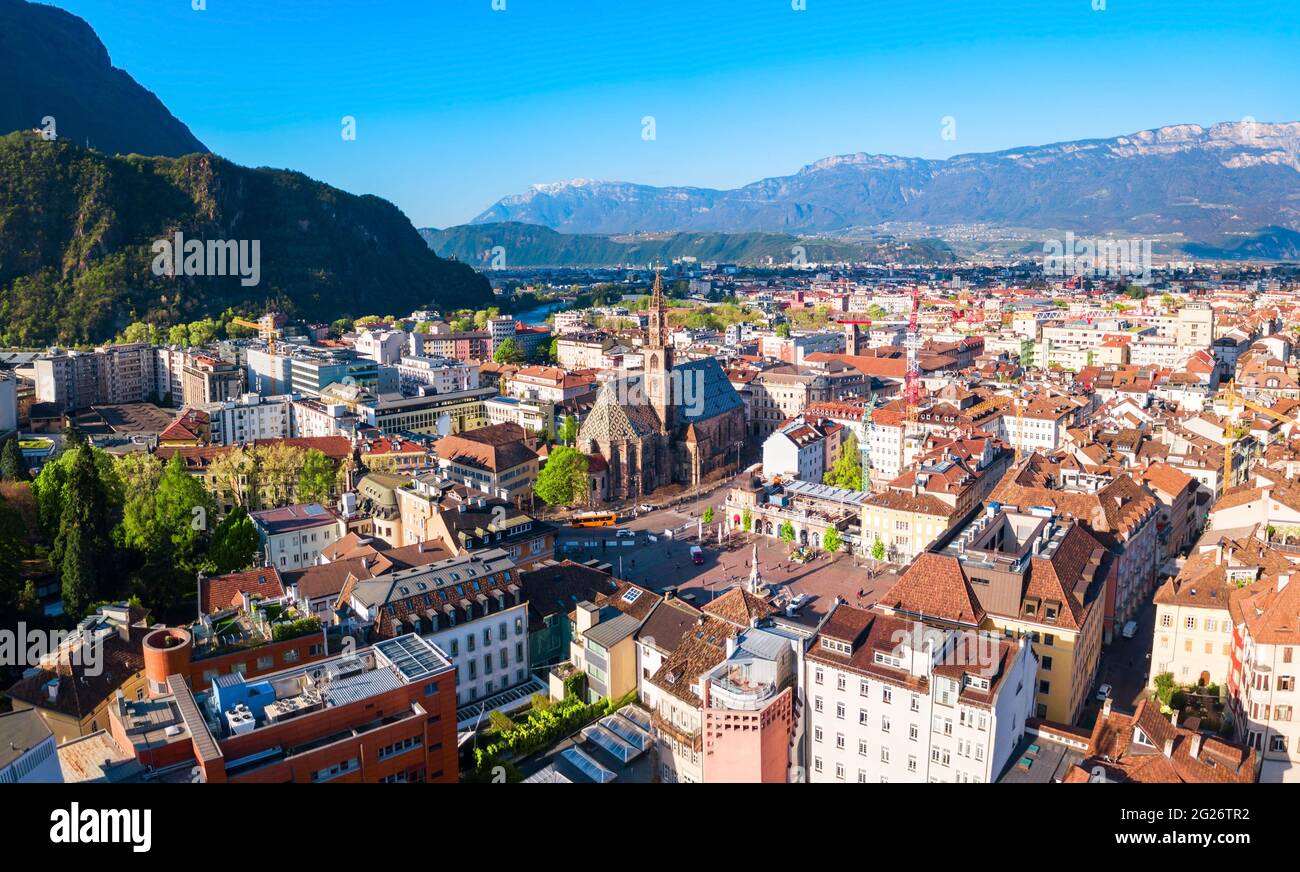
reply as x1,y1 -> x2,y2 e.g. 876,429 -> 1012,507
3,605 -> 150,744
860,489 -> 958,562
562,580 -> 662,705
878,509 -> 1108,724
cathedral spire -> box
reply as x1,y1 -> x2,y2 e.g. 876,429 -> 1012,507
648,262 -> 669,350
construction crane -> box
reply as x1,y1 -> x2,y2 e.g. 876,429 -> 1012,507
230,313 -> 282,354
904,285 -> 921,428
858,392 -> 877,493
1218,380 -> 1300,487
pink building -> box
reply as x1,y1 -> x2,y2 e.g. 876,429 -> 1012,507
700,628 -> 800,783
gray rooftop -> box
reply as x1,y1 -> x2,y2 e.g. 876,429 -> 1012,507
584,612 -> 643,649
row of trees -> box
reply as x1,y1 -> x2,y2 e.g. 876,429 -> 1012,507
24,438 -> 266,621
206,444 -> 342,510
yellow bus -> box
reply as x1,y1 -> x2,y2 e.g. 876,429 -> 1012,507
569,512 -> 618,528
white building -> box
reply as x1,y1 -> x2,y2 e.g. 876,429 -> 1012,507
0,709 -> 61,783
203,393 -> 294,444
251,503 -> 346,570
394,356 -> 479,396
354,329 -> 407,366
762,417 -> 831,483
337,549 -> 531,709
804,606 -> 1036,784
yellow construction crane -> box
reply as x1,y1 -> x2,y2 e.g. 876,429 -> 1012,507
230,314 -> 280,354
1218,380 -> 1300,487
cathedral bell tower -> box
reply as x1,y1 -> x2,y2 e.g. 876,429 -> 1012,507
645,265 -> 674,432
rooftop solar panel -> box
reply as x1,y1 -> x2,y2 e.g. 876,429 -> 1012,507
375,634 -> 446,682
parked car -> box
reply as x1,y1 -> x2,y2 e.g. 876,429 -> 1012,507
1121,621 -> 1138,639
637,503 -> 656,513
616,529 -> 636,539
1095,683 -> 1113,702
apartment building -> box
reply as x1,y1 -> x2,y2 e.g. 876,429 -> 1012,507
761,415 -> 844,483
860,488 -> 959,563
507,365 -> 599,403
805,605 -> 1035,783
182,354 -> 245,406
433,422 -> 540,503
879,508 -> 1108,724
639,587 -> 777,783
1227,565 -> 1300,782
747,366 -> 833,438
35,343 -> 155,411
337,548 -> 531,709
700,627 -> 801,783
394,355 -> 480,395
993,467 -> 1160,642
1151,535 -> 1287,689
202,392 -> 293,444
252,503 -> 347,570
393,476 -> 555,568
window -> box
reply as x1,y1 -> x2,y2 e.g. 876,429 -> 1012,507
1185,616 -> 1196,630
836,702 -> 845,720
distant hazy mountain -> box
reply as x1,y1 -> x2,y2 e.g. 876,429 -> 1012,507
1182,226 -> 1300,261
0,0 -> 207,157
0,133 -> 493,345
473,122 -> 1300,238
420,221 -> 956,268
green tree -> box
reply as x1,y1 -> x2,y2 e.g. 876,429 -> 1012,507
297,449 -> 335,505
535,446 -> 589,506
702,506 -> 715,525
775,322 -> 792,338
778,520 -> 795,544
557,414 -> 578,446
823,526 -> 841,553
823,434 -> 862,490
154,453 -> 211,566
60,524 -> 96,618
450,317 -> 474,333
742,507 -> 752,532
47,443 -> 117,617
547,337 -> 559,362
0,434 -> 28,481
1153,672 -> 1177,708
493,338 -> 523,364
207,506 -> 260,574
871,538 -> 886,561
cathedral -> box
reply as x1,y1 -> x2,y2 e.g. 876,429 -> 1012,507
578,270 -> 746,500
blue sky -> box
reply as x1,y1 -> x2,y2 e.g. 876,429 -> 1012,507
51,0 -> 1300,228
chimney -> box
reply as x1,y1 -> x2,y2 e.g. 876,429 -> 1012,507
418,541 -> 425,554
1101,696 -> 1112,719
1190,732 -> 1203,759
1279,573 -> 1290,592
663,586 -> 675,602
1163,737 -> 1174,758
1170,709 -> 1179,727
45,678 -> 59,703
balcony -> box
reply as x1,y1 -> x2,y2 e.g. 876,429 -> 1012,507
708,665 -> 777,712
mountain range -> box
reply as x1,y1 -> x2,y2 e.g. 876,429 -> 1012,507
473,122 -> 1300,241
0,0 -> 491,346
420,222 -> 956,268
